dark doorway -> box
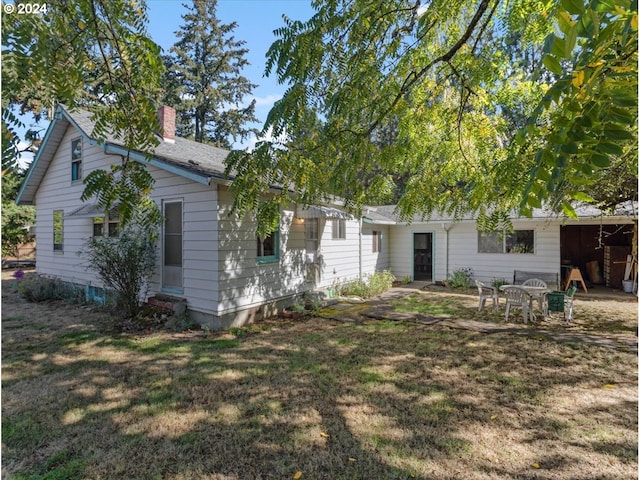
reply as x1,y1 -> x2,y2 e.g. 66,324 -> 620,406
560,224 -> 634,288
413,233 -> 433,281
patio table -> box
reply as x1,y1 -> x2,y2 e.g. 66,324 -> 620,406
499,285 -> 550,322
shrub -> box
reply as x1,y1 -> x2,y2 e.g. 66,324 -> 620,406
81,225 -> 157,318
339,270 -> 396,298
368,270 -> 396,296
18,277 -> 85,304
449,268 -> 472,289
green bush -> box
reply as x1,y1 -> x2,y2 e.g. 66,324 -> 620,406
18,277 -> 85,304
368,270 -> 396,296
82,225 -> 157,318
340,279 -> 371,298
449,268 -> 472,289
340,270 -> 396,298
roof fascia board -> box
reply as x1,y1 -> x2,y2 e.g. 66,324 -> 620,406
15,106 -> 72,205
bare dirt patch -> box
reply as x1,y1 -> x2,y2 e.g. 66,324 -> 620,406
2,278 -> 637,479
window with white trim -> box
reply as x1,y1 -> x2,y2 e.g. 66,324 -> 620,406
372,230 -> 382,253
53,210 -> 64,251
305,218 -> 319,253
331,219 -> 346,239
478,230 -> 534,254
71,138 -> 82,181
93,209 -> 120,237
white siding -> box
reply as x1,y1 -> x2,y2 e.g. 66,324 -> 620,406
33,124 -> 220,314
388,226 -> 445,281
147,169 -> 219,314
360,224 -> 390,276
450,220 -> 560,284
388,219 -> 561,284
34,129 -> 109,286
216,188 -> 307,314
316,218 -> 362,287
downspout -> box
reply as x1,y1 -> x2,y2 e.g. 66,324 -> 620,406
442,223 -> 452,281
358,217 -> 363,280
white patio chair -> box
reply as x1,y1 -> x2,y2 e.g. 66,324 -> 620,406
522,278 -> 548,310
502,286 -> 532,323
475,280 -> 499,311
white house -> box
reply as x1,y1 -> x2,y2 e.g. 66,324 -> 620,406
16,105 -> 390,329
364,204 -> 636,289
17,105 -> 636,329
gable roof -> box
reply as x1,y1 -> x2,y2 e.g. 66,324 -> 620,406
17,105 -> 232,205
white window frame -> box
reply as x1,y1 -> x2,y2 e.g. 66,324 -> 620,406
478,229 -> 535,254
92,209 -> 120,237
331,219 -> 346,240
372,230 -> 382,253
53,210 -> 64,252
71,138 -> 82,182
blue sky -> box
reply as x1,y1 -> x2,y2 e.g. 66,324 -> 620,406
148,0 -> 314,142
17,0 -> 315,165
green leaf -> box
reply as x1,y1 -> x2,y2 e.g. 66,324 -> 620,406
603,127 -> 635,140
589,153 -> 611,167
561,0 -> 585,14
561,142 -> 579,154
569,191 -> 595,202
597,143 -> 623,155
565,25 -> 578,57
543,55 -> 564,75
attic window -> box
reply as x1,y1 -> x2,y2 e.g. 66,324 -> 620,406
71,138 -> 82,181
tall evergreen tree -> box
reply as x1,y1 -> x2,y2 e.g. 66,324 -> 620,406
163,0 -> 258,148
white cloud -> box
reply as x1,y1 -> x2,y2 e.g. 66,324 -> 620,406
253,94 -> 282,108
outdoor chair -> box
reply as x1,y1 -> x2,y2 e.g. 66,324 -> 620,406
544,286 -> 577,322
475,280 -> 499,311
502,286 -> 532,323
522,278 -> 548,310
522,278 -> 548,288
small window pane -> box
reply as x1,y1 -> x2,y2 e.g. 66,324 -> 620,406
332,219 -> 346,239
53,210 -> 63,251
506,230 -> 534,254
257,230 -> 279,261
93,222 -> 104,237
372,231 -> 381,253
164,235 -> 183,265
305,219 -> 318,240
164,202 -> 182,234
71,139 -> 82,160
262,233 -> 276,256
478,232 -> 502,253
71,161 -> 81,181
71,139 -> 82,181
108,222 -> 120,237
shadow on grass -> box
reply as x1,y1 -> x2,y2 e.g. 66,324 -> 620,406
2,288 -> 637,479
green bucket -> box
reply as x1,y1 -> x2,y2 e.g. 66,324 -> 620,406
547,291 -> 565,312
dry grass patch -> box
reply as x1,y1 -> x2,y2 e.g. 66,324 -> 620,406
2,280 -> 637,479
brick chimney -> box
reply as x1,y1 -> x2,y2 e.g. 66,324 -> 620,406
157,106 -> 176,143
